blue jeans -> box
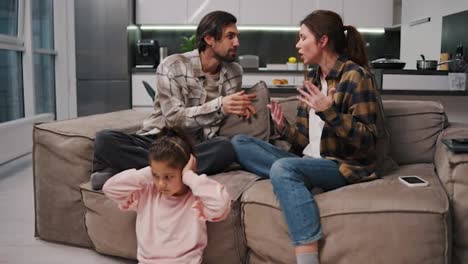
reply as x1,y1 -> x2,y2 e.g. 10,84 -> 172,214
231,135 -> 347,246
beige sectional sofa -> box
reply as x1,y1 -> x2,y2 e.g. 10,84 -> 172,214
33,98 -> 468,264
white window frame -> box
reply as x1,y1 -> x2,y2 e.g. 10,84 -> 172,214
30,0 -> 58,117
0,0 -> 26,120
0,0 -> 77,164
0,0 -> 24,46
0,0 -> 77,121
53,0 -> 77,120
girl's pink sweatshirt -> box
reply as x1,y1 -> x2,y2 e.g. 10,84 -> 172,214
102,166 -> 231,264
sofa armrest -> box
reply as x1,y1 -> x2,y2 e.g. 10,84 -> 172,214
33,109 -> 149,247
434,122 -> 468,263
435,122 -> 468,189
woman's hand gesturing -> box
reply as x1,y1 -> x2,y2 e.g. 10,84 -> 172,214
267,100 -> 285,132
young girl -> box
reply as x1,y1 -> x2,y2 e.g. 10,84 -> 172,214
103,127 -> 231,264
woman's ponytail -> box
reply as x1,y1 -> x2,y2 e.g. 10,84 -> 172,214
344,25 -> 369,69
301,11 -> 369,69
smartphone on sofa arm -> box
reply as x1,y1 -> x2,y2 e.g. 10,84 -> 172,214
452,138 -> 468,144
398,176 -> 429,187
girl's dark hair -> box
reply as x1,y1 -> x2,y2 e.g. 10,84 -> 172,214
148,127 -> 193,169
196,11 -> 237,51
300,10 -> 369,69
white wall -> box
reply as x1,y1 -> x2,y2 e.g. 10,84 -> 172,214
400,0 -> 468,69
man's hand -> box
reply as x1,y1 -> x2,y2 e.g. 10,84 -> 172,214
222,91 -> 257,119
182,154 -> 197,176
267,100 -> 285,132
297,80 -> 336,112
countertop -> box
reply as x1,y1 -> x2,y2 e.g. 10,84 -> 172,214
132,67 -> 466,95
132,67 -> 157,73
243,85 -> 467,96
133,67 -> 451,75
132,67 -> 309,74
243,68 -> 310,74
372,69 -> 449,75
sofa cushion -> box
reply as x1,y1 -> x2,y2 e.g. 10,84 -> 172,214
80,182 -> 137,259
219,81 -> 270,141
241,164 -> 450,264
81,170 -> 259,263
383,100 -> 447,165
33,110 -> 148,247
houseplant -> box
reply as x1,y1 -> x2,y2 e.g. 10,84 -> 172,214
179,34 -> 196,52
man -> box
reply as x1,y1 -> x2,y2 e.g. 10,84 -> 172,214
91,11 -> 255,190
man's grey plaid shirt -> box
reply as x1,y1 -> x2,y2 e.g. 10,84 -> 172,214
137,49 -> 243,142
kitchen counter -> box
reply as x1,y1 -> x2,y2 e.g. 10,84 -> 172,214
133,67 -> 466,96
132,67 -> 157,73
243,85 -> 467,97
373,69 -> 449,75
243,68 -> 311,74
133,67 -> 310,74
132,67 -> 449,75
372,69 -> 466,94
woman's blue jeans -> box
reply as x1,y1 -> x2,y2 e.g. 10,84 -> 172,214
231,135 -> 347,246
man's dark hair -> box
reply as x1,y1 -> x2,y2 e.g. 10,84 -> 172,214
196,11 -> 237,51
148,127 -> 193,170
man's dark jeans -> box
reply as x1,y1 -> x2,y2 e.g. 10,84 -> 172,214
93,130 -> 237,175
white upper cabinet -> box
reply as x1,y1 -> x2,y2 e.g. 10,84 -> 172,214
187,0 -> 239,24
292,0 -> 318,25
239,0 -> 291,25
136,0 -> 188,24
293,0 -> 348,26
135,0 -> 393,27
317,0 -> 343,17
401,0 -> 444,25
343,0 -> 393,28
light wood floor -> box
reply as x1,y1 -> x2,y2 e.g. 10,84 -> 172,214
0,155 -> 135,264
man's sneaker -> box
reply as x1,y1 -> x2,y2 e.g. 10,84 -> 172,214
90,171 -> 115,190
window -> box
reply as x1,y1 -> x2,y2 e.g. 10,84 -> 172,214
0,0 -> 57,122
32,0 -> 56,115
0,50 -> 24,122
34,54 -> 55,114
0,0 -> 73,163
0,0 -> 18,36
0,0 -> 24,123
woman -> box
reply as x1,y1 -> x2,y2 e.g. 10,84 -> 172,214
231,10 -> 379,264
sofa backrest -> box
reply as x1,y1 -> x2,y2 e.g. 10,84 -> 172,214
382,100 -> 447,165
275,97 -> 448,165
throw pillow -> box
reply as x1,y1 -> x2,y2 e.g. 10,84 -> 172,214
219,81 -> 270,141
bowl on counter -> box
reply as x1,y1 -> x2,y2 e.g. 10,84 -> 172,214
371,58 -> 406,69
